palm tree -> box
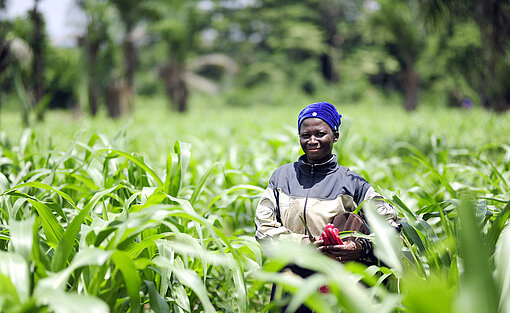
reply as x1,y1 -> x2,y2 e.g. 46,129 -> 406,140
365,0 -> 423,111
77,0 -> 112,116
0,0 -> 10,127
145,0 -> 238,112
146,0 -> 200,112
78,0 -> 136,118
309,0 -> 363,84
109,0 -> 144,112
29,0 -> 46,120
0,0 -> 11,83
420,0 -> 510,111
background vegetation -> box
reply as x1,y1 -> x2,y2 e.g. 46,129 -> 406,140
0,0 -> 509,312
1,0 -> 509,122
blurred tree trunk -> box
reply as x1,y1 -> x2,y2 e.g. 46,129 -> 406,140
0,41 -> 8,77
319,51 -> 339,83
30,0 -> 45,121
403,63 -> 420,111
0,31 -> 9,125
80,20 -> 101,116
122,21 -> 136,111
476,0 -> 510,112
85,39 -> 101,116
0,41 -> 6,128
106,78 -> 128,118
160,61 -> 188,112
88,83 -> 99,116
318,5 -> 342,83
109,0 -> 142,114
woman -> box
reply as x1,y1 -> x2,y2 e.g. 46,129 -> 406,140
255,101 -> 400,311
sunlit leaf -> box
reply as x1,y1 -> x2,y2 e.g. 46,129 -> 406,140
364,202 -> 403,275
0,252 -> 29,302
153,256 -> 215,313
52,185 -> 118,271
9,217 -> 35,262
455,197 -> 498,313
494,226 -> 510,313
111,250 -> 141,312
145,280 -> 170,313
36,248 -> 112,291
36,289 -> 109,313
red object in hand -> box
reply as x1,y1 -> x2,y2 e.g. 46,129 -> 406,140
319,223 -> 344,245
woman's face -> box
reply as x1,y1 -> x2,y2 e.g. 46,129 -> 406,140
299,118 -> 339,164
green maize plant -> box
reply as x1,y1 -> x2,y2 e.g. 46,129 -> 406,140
0,130 -> 265,313
0,103 -> 509,313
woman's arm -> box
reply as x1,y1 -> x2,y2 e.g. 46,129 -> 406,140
362,186 -> 401,230
255,187 -> 308,242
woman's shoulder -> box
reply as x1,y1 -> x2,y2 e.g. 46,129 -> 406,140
274,161 -> 297,172
334,164 -> 369,184
270,161 -> 298,179
337,164 -> 360,176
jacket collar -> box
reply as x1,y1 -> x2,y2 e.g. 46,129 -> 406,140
298,154 -> 339,175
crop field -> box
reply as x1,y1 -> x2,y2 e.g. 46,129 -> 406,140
1,97 -> 510,313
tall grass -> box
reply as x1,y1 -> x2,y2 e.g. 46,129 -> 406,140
1,98 -> 509,312
0,129 -> 264,312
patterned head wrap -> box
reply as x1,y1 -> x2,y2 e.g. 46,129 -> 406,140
297,101 -> 342,132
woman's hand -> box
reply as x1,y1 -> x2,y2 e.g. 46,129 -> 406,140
314,238 -> 362,262
303,236 -> 320,244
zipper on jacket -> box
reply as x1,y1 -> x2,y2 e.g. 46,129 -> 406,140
303,163 -> 316,237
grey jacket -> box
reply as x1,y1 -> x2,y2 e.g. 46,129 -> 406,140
255,155 -> 400,241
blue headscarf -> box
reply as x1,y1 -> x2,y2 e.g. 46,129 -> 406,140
297,101 -> 342,132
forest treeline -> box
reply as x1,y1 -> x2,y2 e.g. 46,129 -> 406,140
0,0 -> 509,123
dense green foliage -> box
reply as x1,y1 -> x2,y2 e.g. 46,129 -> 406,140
0,98 -> 509,312
1,0 -> 509,121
